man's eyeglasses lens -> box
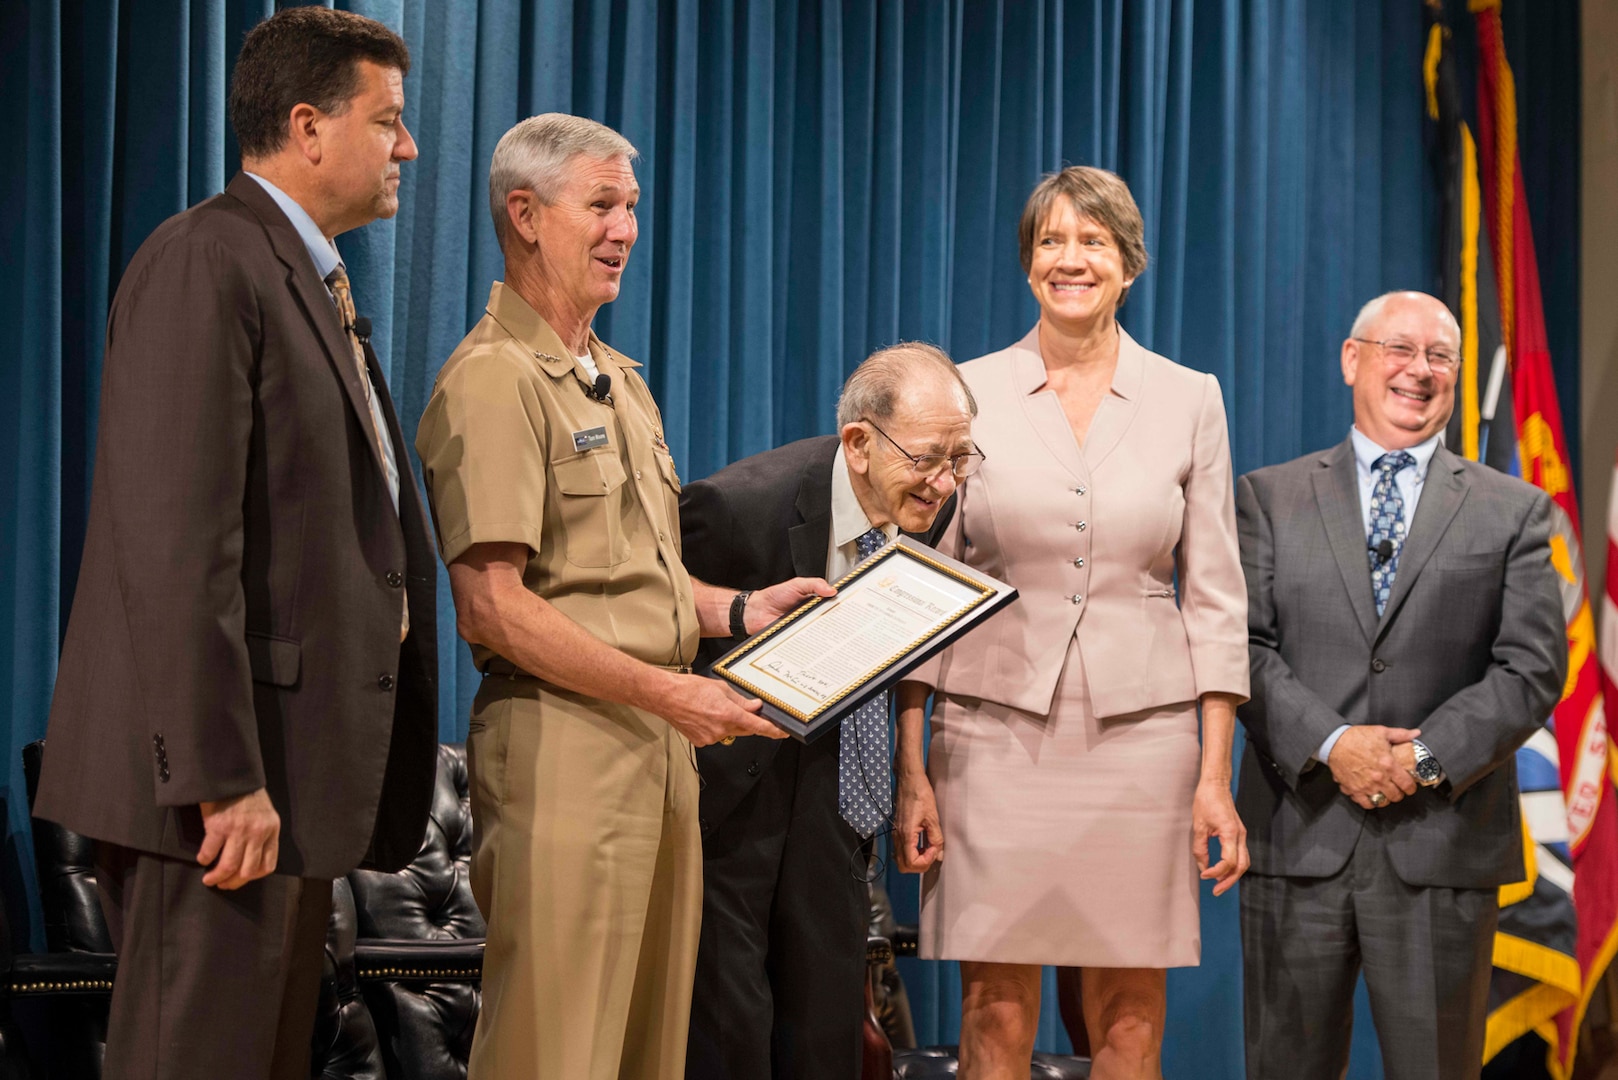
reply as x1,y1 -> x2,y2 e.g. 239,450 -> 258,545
865,419 -> 985,478
1368,339 -> 1459,372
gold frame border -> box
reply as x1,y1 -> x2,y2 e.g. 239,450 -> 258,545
712,541 -> 997,723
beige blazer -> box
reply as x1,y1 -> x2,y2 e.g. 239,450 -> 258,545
915,325 -> 1249,718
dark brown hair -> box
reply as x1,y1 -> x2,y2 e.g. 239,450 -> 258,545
1018,166 -> 1148,306
229,8 -> 410,160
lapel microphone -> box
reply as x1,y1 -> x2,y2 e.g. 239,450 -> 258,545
1373,538 -> 1394,565
587,372 -> 614,404
352,316 -> 372,346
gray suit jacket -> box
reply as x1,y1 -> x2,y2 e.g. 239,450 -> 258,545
1234,437 -> 1566,890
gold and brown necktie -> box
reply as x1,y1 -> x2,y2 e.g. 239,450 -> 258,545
325,265 -> 409,642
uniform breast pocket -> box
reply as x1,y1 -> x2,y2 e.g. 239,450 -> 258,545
551,451 -> 631,568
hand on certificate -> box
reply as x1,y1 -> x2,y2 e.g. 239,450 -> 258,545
893,772 -> 944,873
661,674 -> 788,746
744,576 -> 837,635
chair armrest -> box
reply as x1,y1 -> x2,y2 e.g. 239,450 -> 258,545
8,952 -> 116,996
353,939 -> 483,983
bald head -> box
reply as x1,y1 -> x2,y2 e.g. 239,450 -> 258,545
1342,291 -> 1460,450
835,342 -> 976,430
837,342 -> 976,535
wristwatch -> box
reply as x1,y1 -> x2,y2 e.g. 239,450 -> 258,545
1411,740 -> 1444,787
729,590 -> 752,639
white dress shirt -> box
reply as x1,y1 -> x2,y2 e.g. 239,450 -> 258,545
826,444 -> 896,579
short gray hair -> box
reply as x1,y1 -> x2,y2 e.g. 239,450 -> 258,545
488,113 -> 638,251
835,342 -> 977,429
1349,291 -> 1460,341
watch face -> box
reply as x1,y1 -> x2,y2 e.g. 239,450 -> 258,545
1415,756 -> 1442,783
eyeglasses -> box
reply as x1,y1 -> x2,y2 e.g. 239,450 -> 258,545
863,418 -> 985,479
1351,338 -> 1460,374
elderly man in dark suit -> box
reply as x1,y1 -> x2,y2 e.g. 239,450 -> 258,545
679,342 -> 978,1080
35,10 -> 437,1079
1235,290 -> 1567,1080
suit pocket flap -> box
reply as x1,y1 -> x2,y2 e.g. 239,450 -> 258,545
553,451 -> 628,496
246,633 -> 301,687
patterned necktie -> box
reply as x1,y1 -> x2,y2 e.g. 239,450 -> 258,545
840,527 -> 894,839
326,265 -> 408,640
324,266 -> 391,465
1367,450 -> 1415,617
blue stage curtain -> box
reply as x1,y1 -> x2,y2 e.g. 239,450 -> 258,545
0,1 -> 1579,1077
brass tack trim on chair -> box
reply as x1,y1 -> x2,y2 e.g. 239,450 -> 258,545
357,966 -> 482,980
9,978 -> 116,994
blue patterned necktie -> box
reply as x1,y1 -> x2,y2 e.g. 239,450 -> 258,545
839,527 -> 893,839
1367,451 -> 1415,617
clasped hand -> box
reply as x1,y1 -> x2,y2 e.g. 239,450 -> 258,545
1327,725 -> 1421,810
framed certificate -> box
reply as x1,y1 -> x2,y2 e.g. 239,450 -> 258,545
707,536 -> 1018,742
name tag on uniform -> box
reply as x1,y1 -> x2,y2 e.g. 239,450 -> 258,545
572,426 -> 610,452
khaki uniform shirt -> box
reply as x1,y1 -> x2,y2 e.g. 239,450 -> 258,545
416,282 -> 699,672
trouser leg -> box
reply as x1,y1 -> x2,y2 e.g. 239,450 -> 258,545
1355,829 -> 1498,1080
1239,867 -> 1359,1080
96,843 -> 331,1080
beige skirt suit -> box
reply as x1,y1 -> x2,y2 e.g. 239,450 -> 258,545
910,326 -> 1249,967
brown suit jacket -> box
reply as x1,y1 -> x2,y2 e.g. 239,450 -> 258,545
37,172 -> 438,879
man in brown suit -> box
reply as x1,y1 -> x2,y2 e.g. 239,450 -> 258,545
34,10 -> 437,1079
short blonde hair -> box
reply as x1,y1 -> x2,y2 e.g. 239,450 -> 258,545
1018,166 -> 1148,307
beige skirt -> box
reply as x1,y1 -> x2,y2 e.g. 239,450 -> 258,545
918,638 -> 1203,967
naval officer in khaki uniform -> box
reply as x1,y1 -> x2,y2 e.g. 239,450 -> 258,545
416,114 -> 832,1080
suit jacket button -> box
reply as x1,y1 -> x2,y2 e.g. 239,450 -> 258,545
700,818 -> 710,835
386,571 -> 403,588
158,767 -> 170,783
378,673 -> 395,691
746,761 -> 760,776
1371,658 -> 1387,673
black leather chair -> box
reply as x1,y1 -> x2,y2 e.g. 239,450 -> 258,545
348,744 -> 483,1080
313,878 -> 387,1080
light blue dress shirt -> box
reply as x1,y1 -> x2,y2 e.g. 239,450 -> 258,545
1315,427 -> 1442,766
244,172 -> 401,514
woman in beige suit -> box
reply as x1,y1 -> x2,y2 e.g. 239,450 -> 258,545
894,167 -> 1250,1080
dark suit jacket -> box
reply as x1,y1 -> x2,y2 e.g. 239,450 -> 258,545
678,434 -> 954,833
37,172 -> 438,880
1235,438 -> 1566,890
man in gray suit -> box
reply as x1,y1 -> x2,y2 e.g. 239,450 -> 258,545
1235,290 -> 1566,1080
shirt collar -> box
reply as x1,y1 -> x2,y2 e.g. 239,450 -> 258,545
831,443 -> 897,550
244,172 -> 343,281
483,281 -> 641,379
1011,321 -> 1143,401
1350,426 -> 1441,479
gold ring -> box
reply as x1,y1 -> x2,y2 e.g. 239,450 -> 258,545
721,736 -> 736,746
1370,792 -> 1387,807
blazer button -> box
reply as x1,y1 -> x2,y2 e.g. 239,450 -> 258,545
1076,486 -> 1087,496
1076,521 -> 1087,531
159,767 -> 170,783
378,673 -> 395,691
386,571 -> 403,588
746,761 -> 760,776
1073,557 -> 1085,568
1070,594 -> 1084,604
1370,658 -> 1387,673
